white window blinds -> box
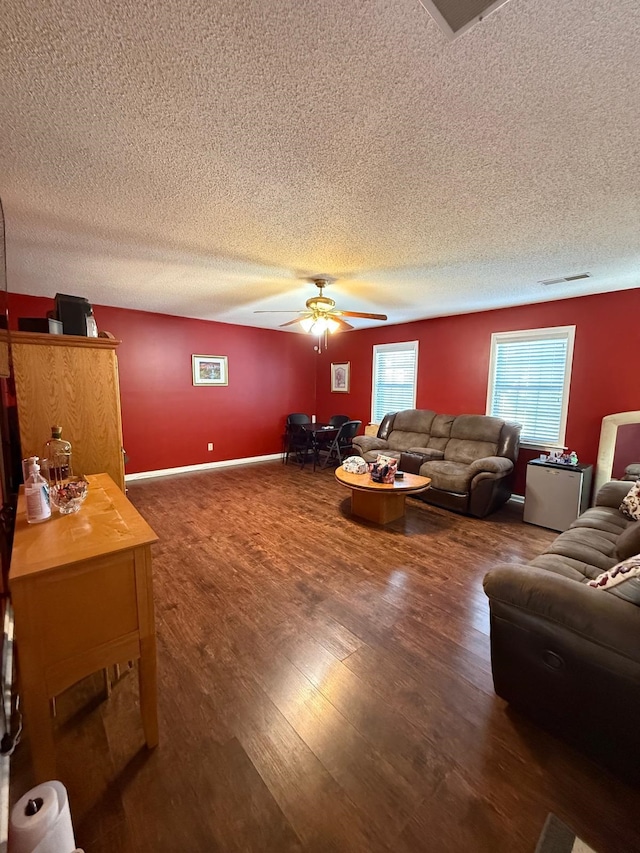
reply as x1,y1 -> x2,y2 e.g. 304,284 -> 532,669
372,341 -> 418,424
487,326 -> 575,447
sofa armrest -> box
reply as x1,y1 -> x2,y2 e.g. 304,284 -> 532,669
483,564 -> 640,661
468,456 -> 513,476
352,435 -> 389,455
596,480 -> 634,508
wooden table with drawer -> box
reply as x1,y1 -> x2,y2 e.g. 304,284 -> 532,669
9,473 -> 159,783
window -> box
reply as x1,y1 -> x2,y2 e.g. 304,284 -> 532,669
372,341 -> 418,424
487,326 -> 575,448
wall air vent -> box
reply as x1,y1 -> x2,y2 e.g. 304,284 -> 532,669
418,0 -> 514,39
539,273 -> 591,286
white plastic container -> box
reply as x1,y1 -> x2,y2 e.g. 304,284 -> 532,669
24,457 -> 51,524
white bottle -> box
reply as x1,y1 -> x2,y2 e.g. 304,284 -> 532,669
24,457 -> 51,524
85,310 -> 98,337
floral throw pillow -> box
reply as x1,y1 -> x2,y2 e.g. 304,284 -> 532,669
620,481 -> 640,520
588,555 -> 640,605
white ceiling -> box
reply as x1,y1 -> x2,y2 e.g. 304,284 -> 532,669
1,0 -> 639,332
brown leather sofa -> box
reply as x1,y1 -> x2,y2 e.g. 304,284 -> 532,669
483,480 -> 640,780
352,409 -> 521,517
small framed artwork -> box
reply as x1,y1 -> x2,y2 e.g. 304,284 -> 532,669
331,361 -> 350,393
192,354 -> 228,386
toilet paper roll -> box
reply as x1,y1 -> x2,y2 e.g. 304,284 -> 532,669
10,781 -> 77,853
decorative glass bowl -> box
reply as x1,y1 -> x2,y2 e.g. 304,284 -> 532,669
50,475 -> 89,514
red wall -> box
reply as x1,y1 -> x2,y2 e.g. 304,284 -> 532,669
8,293 -> 317,474
8,288 -> 639,488
314,289 -> 640,494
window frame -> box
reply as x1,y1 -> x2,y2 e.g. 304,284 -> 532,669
486,325 -> 576,451
371,340 -> 419,425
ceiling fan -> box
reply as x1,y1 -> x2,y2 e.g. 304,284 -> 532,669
254,278 -> 388,335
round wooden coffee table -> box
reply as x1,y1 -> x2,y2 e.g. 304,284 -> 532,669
335,466 -> 431,524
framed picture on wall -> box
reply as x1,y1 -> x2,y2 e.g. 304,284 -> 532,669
192,354 -> 228,386
331,361 -> 350,393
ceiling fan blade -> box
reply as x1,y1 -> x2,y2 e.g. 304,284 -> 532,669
332,316 -> 354,332
279,316 -> 307,328
336,310 -> 388,320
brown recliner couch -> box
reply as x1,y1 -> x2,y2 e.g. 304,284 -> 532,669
352,409 -> 521,517
483,480 -> 640,780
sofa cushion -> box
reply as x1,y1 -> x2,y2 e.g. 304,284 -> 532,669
620,481 -> 640,520
528,553 -> 604,583
392,409 -> 436,434
596,480 -> 638,508
569,507 -> 630,536
450,414 -> 505,443
543,528 -> 619,572
445,438 -> 499,465
359,448 -> 402,463
387,429 -> 433,452
426,414 -> 455,452
616,521 -> 640,562
587,554 -> 640,605
445,414 -> 501,463
429,413 -> 454,436
418,460 -> 471,493
352,435 -> 388,455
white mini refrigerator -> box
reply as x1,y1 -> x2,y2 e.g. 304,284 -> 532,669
523,460 -> 593,532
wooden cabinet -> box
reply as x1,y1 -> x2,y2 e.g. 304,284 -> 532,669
0,330 -> 9,379
10,473 -> 159,782
11,331 -> 126,490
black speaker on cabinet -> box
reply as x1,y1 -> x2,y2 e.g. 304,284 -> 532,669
54,293 -> 94,336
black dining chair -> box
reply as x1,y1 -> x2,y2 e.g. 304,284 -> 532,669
314,414 -> 348,464
329,414 -> 350,427
284,413 -> 312,465
320,419 -> 362,469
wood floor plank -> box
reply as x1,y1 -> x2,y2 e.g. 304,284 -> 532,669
277,632 -> 450,798
207,662 -> 390,853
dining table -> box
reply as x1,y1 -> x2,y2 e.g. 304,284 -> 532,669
297,422 -> 339,470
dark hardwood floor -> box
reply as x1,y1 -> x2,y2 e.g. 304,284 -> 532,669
11,462 -> 640,852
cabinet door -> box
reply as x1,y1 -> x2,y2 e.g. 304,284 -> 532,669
524,465 -> 583,532
12,338 -> 125,490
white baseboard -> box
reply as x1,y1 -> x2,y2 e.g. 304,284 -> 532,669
509,493 -> 525,505
125,453 -> 282,482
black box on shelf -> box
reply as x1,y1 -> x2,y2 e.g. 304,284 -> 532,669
18,317 -> 64,334
54,293 -> 93,336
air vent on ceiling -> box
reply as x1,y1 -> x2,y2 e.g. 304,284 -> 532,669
538,273 -> 591,286
418,0 -> 513,39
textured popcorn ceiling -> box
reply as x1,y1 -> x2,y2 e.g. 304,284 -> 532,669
1,0 -> 639,331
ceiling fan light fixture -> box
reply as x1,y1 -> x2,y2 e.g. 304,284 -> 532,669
256,277 -> 388,337
306,296 -> 335,313
311,316 -> 330,335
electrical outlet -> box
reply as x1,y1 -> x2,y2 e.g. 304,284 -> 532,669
207,442 -> 214,451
